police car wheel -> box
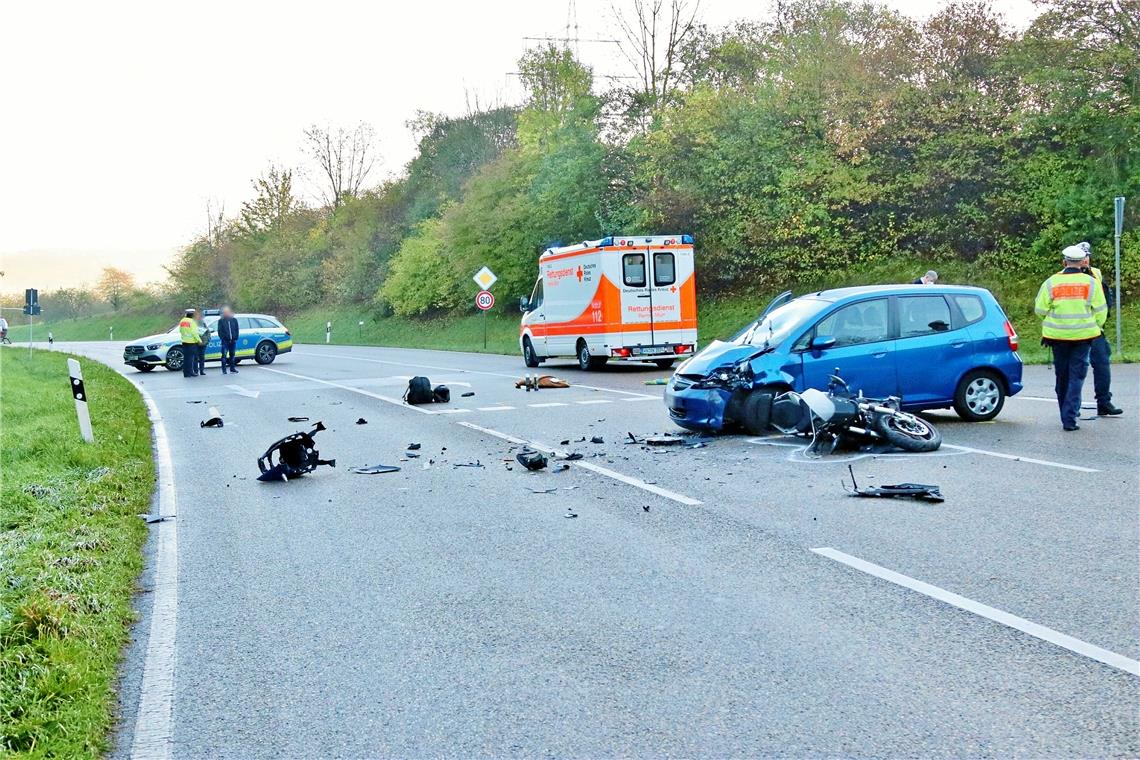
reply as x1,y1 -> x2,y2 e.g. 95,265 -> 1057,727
255,341 -> 278,365
165,347 -> 184,371
953,370 -> 1005,422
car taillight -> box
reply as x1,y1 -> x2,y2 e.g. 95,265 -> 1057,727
611,347 -> 631,357
284,328 -> 291,336
1003,320 -> 1018,352
674,344 -> 691,354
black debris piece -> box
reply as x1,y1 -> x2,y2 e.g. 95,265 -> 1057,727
200,407 -> 224,428
575,436 -> 587,443
138,513 -> 176,523
405,452 -> 420,458
845,466 -> 944,502
564,512 -> 578,519
257,421 -> 336,482
461,391 -> 475,397
560,439 -> 570,446
407,443 -> 421,450
590,436 -> 604,444
453,461 -> 484,469
560,452 -> 583,461
349,464 -> 401,474
626,432 -> 639,444
642,505 -> 650,512
553,464 -> 570,472
356,418 -> 368,425
287,416 -> 310,422
516,450 -> 548,471
526,487 -> 557,494
186,400 -> 205,404
646,435 -> 683,446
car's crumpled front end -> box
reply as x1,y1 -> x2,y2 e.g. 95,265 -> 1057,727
663,341 -> 772,432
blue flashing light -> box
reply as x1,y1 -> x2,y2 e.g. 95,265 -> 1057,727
599,236 -> 613,246
681,234 -> 694,244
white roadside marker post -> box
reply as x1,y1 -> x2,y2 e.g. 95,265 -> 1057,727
326,321 -> 332,344
68,358 -> 95,443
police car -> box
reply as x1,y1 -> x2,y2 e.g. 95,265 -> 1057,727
123,310 -> 294,372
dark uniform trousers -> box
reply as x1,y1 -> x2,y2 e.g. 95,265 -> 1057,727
1052,339 -> 1093,427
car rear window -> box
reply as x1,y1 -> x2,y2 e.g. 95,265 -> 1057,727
653,252 -> 675,286
623,254 -> 646,287
951,294 -> 986,326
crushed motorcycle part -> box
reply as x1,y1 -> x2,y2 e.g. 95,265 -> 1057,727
200,407 -> 224,428
461,391 -> 475,397
646,435 -> 683,446
356,418 -> 368,425
560,452 -> 583,461
287,416 -> 310,422
516,450 -> 548,471
407,443 -> 421,450
590,436 -> 604,444
256,421 -> 336,482
845,465 -> 944,502
349,464 -> 401,474
560,439 -> 570,445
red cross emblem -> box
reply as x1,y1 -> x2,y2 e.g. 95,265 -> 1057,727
576,266 -> 583,282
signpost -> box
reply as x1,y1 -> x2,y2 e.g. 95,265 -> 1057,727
472,267 -> 498,349
23,288 -> 39,357
1114,196 -> 1125,357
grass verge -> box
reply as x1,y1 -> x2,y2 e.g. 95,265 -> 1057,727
35,257 -> 1139,364
0,348 -> 153,758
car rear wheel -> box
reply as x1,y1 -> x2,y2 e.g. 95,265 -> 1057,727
953,370 -> 1005,421
165,347 -> 185,371
577,340 -> 607,371
255,341 -> 278,365
739,390 -> 775,435
522,337 -> 541,368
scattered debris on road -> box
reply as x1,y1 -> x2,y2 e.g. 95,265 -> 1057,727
186,400 -> 206,404
257,421 -> 336,482
516,374 -> 570,390
461,391 -> 475,397
560,452 -> 583,461
526,487 -> 557,494
590,436 -> 604,444
433,385 -> 451,403
287,416 -> 309,422
349,464 -> 401,474
453,461 -> 484,469
643,378 -> 668,385
845,466 -> 944,502
407,443 -> 421,450
516,450 -> 548,470
200,407 -> 224,428
356,417 -> 368,425
138,513 -> 176,523
646,434 -> 683,446
564,511 -> 578,519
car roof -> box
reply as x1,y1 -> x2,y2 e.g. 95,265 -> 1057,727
810,284 -> 993,302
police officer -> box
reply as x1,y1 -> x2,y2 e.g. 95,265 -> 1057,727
178,309 -> 201,378
1035,245 -> 1108,431
1063,242 -> 1122,416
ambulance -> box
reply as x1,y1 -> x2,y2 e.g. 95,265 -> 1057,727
519,234 -> 698,370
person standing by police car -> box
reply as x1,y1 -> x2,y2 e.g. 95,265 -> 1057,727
1062,242 -> 1122,416
217,306 -> 240,375
178,309 -> 201,378
1035,244 -> 1108,431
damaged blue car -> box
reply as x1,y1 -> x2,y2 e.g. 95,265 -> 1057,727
664,284 -> 1023,434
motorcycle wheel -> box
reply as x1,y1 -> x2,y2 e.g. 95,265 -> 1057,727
874,411 -> 942,452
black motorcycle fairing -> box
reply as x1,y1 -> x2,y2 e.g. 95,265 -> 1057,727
257,421 -> 337,481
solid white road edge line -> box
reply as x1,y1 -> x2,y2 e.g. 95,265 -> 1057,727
302,349 -> 659,399
941,444 -> 1100,473
130,387 -> 178,760
457,421 -> 703,506
811,547 -> 1139,677
261,367 -> 436,414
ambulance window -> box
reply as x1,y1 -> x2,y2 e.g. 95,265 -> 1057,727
623,254 -> 646,287
530,278 -> 543,308
653,252 -> 675,286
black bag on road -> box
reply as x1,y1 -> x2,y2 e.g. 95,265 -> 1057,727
433,385 -> 451,404
404,376 -> 434,405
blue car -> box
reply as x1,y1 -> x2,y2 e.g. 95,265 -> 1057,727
665,284 -> 1023,433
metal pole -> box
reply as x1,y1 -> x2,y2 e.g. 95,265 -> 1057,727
28,314 -> 32,358
483,310 -> 487,350
1114,196 -> 1124,357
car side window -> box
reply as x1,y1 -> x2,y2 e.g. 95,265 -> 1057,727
652,252 -> 675,286
238,317 -> 257,330
623,254 -> 646,287
899,296 -> 952,338
951,294 -> 985,326
814,299 -> 889,348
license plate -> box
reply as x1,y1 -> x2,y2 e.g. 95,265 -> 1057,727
632,346 -> 662,356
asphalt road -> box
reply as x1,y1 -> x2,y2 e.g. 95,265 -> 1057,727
46,341 -> 1140,757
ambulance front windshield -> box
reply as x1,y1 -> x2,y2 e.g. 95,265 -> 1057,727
735,297 -> 828,347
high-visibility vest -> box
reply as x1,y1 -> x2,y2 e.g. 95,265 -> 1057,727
179,317 -> 200,344
1035,270 -> 1107,341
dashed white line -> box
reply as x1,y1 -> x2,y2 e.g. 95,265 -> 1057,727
528,402 -> 568,408
812,547 -> 1139,676
130,384 -> 178,760
941,444 -> 1099,473
261,367 -> 435,414
456,421 -> 703,506
477,406 -> 515,411
623,396 -> 659,402
575,399 -> 612,405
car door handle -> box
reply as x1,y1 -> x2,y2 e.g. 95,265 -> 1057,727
636,294 -> 651,298
950,341 -> 967,348
872,351 -> 888,358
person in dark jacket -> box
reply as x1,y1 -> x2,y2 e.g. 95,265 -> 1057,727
217,306 -> 240,375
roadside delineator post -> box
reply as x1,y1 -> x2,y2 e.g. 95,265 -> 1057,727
1114,196 -> 1125,357
67,358 -> 95,443
326,321 -> 332,344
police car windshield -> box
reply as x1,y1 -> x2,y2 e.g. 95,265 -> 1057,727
734,297 -> 828,347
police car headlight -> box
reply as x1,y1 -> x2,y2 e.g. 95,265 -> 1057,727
147,343 -> 161,350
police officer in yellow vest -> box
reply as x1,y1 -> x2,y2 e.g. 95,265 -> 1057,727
1057,241 -> 1122,416
178,309 -> 202,378
1036,244 -> 1108,430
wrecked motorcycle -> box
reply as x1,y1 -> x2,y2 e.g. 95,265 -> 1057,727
768,371 -> 943,455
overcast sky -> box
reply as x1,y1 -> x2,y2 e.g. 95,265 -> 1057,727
0,0 -> 1040,289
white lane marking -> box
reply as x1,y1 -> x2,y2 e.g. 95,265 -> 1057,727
575,399 -> 612,405
942,444 -> 1099,473
226,383 -> 260,399
1015,396 -> 1097,409
477,406 -> 515,411
457,421 -> 703,506
528,402 -> 568,408
130,385 -> 178,760
812,547 -> 1139,677
623,396 -> 659,402
300,349 -> 657,399
432,408 -> 471,414
261,367 -> 436,414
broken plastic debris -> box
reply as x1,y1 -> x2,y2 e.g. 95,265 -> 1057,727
516,450 -> 548,471
256,421 -> 336,482
453,461 -> 484,469
356,417 -> 368,425
560,452 -> 583,461
349,464 -> 401,474
564,512 -> 578,519
287,416 -> 310,422
526,487 -> 557,494
646,435 -> 683,446
138,513 -> 176,523
461,391 -> 475,397
845,466 -> 943,502
200,407 -> 224,428
407,443 -> 421,450
590,436 -> 604,444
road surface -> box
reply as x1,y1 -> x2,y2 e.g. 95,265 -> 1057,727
45,342 -> 1140,757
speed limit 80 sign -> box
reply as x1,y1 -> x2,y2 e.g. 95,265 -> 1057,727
475,290 -> 495,311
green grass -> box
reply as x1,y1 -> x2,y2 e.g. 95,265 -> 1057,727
0,349 -> 153,758
23,313 -> 173,344
33,256 -> 1139,364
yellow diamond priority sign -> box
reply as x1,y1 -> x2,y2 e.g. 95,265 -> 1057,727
472,266 -> 498,290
